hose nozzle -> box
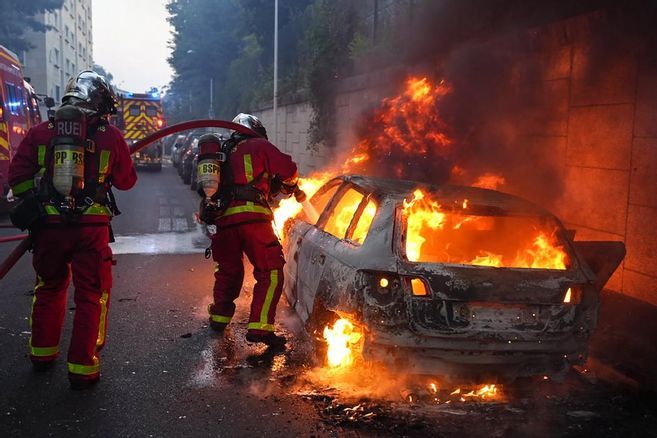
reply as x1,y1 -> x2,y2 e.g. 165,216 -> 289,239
294,187 -> 307,203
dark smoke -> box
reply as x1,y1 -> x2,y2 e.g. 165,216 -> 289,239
350,0 -> 657,209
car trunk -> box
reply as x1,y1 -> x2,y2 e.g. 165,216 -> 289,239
397,261 -> 591,339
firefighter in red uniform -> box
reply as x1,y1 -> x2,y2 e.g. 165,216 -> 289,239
198,114 -> 301,348
8,71 -> 137,389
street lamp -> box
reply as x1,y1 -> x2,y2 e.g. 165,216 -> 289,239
273,0 -> 278,145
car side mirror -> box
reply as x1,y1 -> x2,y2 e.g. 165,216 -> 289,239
43,97 -> 56,108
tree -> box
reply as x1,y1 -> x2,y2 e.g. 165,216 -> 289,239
0,0 -> 64,53
165,0 -> 313,123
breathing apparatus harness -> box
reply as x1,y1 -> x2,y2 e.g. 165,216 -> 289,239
42,105 -> 120,222
10,104 -> 121,232
198,132 -> 272,224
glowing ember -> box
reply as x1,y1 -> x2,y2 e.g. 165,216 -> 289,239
472,173 -> 506,190
323,319 -> 362,368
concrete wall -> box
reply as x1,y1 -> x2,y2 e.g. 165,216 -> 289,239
258,14 -> 657,306
256,102 -> 329,174
521,17 -> 657,306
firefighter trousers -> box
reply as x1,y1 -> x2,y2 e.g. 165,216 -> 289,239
209,221 -> 285,335
29,224 -> 112,380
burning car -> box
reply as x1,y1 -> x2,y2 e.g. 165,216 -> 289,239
282,175 -> 625,381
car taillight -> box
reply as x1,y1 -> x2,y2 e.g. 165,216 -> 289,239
410,278 -> 429,296
563,286 -> 583,304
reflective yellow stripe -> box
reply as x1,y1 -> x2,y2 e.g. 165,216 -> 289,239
12,179 -> 35,195
244,154 -> 253,183
44,205 -> 59,215
29,276 -> 45,328
96,290 -> 109,347
258,270 -> 279,328
37,145 -> 46,166
247,322 -> 275,332
30,345 -> 59,357
29,277 -> 59,357
210,315 -> 232,324
98,150 -> 111,183
221,202 -> 271,217
83,204 -> 111,216
68,357 -> 100,375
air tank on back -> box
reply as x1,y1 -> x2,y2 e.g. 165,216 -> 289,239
51,105 -> 87,198
196,133 -> 225,199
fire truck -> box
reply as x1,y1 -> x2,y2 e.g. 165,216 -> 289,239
113,89 -> 165,171
0,44 -> 43,209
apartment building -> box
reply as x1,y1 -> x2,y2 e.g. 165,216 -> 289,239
22,0 -> 93,114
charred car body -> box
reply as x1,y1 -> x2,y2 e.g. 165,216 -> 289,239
283,175 -> 625,381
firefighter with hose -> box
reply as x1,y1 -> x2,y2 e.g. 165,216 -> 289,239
7,71 -> 137,389
197,113 -> 304,348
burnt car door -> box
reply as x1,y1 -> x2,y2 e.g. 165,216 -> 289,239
295,184 -> 373,321
284,181 -> 342,320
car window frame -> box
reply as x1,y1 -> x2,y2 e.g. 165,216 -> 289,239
300,179 -> 342,226
344,194 -> 377,246
317,183 -> 371,243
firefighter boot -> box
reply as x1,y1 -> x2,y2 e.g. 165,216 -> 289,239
245,331 -> 287,349
209,320 -> 228,333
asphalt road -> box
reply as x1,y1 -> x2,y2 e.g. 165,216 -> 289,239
1,164 -> 656,438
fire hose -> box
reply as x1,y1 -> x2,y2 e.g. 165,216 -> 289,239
0,119 -> 261,281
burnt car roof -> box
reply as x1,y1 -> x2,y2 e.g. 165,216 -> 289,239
340,174 -> 552,217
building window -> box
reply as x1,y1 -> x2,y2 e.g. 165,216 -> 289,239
55,86 -> 61,102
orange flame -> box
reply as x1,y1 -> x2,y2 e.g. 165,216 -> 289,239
323,319 -> 362,368
403,190 -> 569,270
273,174 -> 330,238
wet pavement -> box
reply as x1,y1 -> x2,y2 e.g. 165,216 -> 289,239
1,164 -> 656,437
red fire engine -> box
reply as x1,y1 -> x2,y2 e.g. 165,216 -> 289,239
0,44 -> 43,209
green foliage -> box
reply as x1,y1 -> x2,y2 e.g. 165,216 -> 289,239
166,0 -> 313,124
165,0 -> 363,146
302,0 -> 357,148
0,0 -> 64,53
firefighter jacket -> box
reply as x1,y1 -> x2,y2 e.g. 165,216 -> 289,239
217,137 -> 297,228
8,120 -> 137,224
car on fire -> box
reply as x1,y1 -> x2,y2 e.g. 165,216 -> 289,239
283,175 -> 625,381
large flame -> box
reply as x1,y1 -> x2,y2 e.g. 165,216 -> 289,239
402,189 -> 569,270
273,174 -> 330,238
343,77 -> 453,179
323,319 -> 362,368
